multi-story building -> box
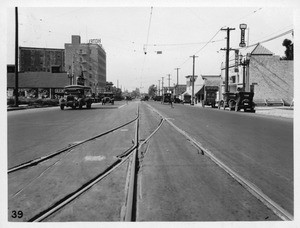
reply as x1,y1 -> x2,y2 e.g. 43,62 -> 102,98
19,47 -> 65,73
64,35 -> 106,94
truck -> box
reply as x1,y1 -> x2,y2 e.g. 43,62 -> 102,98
59,85 -> 93,110
200,85 -> 219,108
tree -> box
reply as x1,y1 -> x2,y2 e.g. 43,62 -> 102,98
148,84 -> 157,98
131,88 -> 140,99
282,39 -> 293,60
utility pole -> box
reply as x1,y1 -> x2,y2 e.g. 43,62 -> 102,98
190,55 -> 198,105
167,74 -> 171,93
175,68 -> 180,96
14,7 -> 19,107
220,27 -> 235,93
158,80 -> 160,96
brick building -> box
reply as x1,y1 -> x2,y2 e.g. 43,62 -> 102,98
19,47 -> 65,73
65,36 -> 106,94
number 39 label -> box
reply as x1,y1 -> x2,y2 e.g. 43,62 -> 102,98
11,210 -> 23,219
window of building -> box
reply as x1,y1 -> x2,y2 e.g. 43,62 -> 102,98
51,66 -> 60,73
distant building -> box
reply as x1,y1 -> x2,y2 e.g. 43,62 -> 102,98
174,84 -> 186,97
180,75 -> 203,103
19,47 -> 65,73
196,75 -> 221,102
64,35 -> 106,94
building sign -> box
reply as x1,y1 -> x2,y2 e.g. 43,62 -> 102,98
235,50 -> 239,72
89,39 -> 101,46
55,89 -> 64,94
239,24 -> 247,47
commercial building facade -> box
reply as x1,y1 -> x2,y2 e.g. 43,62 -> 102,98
221,43 -> 293,105
65,36 -> 107,94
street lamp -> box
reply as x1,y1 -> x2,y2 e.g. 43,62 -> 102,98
239,53 -> 250,91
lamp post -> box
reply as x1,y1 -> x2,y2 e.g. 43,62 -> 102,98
239,54 -> 250,92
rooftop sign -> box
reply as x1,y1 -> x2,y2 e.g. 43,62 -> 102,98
89,39 -> 101,45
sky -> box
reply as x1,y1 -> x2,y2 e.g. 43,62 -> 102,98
5,4 -> 295,93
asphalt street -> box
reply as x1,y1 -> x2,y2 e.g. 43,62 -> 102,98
144,101 -> 293,216
7,100 -> 294,221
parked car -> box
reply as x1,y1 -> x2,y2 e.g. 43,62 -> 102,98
59,85 -> 93,110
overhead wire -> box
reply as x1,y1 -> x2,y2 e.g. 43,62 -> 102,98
173,7 -> 265,73
143,6 -> 154,55
145,39 -> 225,47
238,29 -> 294,49
140,7 -> 154,91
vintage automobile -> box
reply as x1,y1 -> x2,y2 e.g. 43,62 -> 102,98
162,93 -> 172,104
234,91 -> 256,112
218,92 -> 237,111
59,85 -> 93,110
101,92 -> 114,105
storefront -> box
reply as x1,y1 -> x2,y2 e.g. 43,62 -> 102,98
7,71 -> 69,99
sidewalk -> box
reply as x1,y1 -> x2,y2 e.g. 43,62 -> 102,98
255,106 -> 293,119
193,103 -> 293,119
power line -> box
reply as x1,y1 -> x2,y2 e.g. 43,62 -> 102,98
176,28 -> 223,68
143,7 -> 153,55
145,39 -> 224,47
225,8 -> 262,27
172,8 -> 264,71
238,29 -> 293,50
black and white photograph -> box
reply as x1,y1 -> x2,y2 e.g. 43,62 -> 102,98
2,0 -> 299,227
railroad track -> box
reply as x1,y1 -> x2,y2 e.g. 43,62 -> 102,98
8,114 -> 139,174
145,102 -> 293,221
8,103 -> 165,222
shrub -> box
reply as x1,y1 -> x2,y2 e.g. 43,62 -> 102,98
7,97 -> 59,107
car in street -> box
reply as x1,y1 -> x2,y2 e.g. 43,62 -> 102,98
101,92 -> 115,105
59,85 -> 93,110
